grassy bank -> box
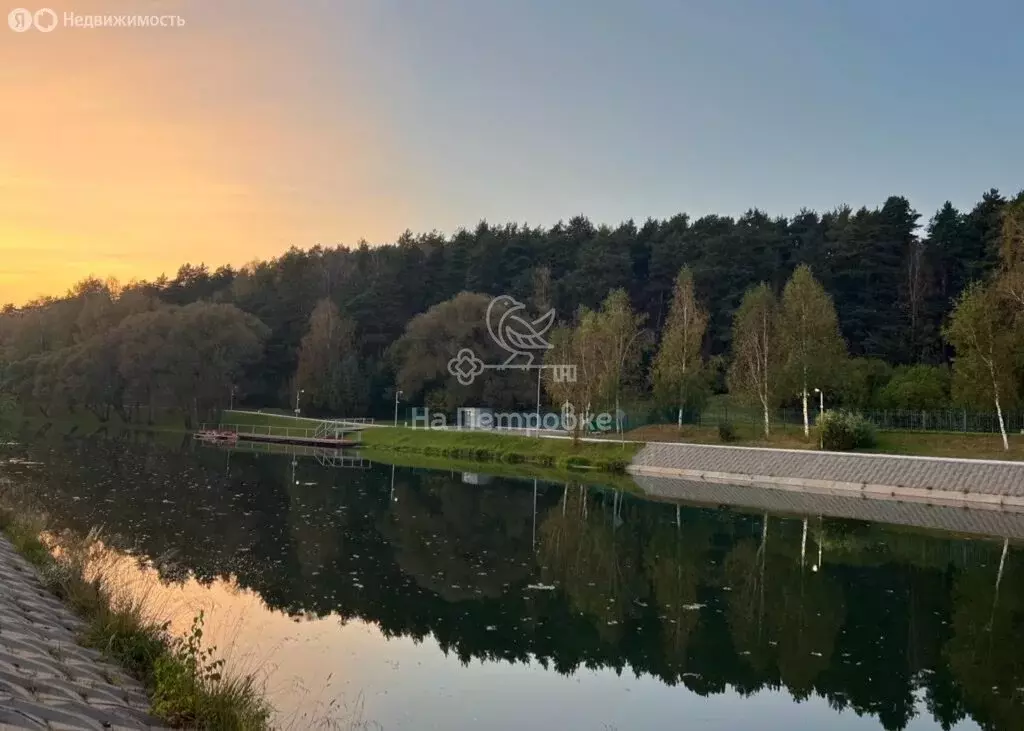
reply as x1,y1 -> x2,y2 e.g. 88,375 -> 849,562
219,407 -> 1024,463
627,423 -> 1024,461
869,430 -> 1024,460
219,409 -> 328,430
359,445 -> 642,492
360,426 -> 639,473
0,488 -> 272,730
218,409 -> 640,472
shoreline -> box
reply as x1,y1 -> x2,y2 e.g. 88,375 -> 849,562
633,473 -> 1024,543
0,488 -> 273,729
358,446 -> 642,492
213,412 -> 1024,511
0,534 -> 166,729
630,442 -> 1024,512
357,425 -> 639,473
12,412 -> 1024,513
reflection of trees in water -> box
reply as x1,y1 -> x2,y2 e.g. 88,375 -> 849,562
7,430 -> 1024,731
538,486 -> 648,644
643,510 -> 711,673
945,541 -> 1024,731
722,516 -> 846,698
376,472 -> 536,601
286,458 -> 349,584
3,431 -> 277,585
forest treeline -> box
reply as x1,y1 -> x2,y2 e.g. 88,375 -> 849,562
0,190 -> 1022,430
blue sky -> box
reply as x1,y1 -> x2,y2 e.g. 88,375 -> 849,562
2,0 -> 1022,301
332,0 -> 1024,227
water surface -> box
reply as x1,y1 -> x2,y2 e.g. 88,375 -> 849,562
1,427 -> 1021,730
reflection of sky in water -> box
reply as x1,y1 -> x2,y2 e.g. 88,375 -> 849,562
0,432 -> 1014,730
104,550 -> 981,731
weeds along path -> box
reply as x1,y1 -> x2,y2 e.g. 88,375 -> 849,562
0,536 -> 167,729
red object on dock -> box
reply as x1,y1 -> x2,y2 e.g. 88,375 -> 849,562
195,430 -> 239,444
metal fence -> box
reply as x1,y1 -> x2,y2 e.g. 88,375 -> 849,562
847,409 -> 1023,434
621,402 -> 1024,435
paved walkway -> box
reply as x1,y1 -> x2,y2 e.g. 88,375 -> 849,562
0,537 -> 166,730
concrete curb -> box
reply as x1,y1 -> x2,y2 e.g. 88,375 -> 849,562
626,463 -> 1024,513
628,441 -> 1024,513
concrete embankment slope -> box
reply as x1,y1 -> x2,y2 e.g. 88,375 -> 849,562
0,537 -> 165,729
629,442 -> 1024,512
634,474 -> 1024,541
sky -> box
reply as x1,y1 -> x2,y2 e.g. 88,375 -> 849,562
1,0 -> 1022,304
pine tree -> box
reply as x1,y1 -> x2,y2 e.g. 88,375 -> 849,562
967,190 -> 1008,278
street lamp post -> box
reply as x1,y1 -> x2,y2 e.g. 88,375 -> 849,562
229,385 -> 236,411
294,388 -> 304,417
534,369 -> 542,438
394,389 -> 403,427
814,388 -> 824,448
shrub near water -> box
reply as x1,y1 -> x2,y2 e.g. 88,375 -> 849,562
718,421 -> 738,443
818,410 -> 877,451
152,612 -> 270,730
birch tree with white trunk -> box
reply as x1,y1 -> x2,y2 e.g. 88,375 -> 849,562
779,265 -> 846,438
728,283 -> 780,438
652,267 -> 709,426
593,289 -> 648,438
544,309 -> 604,443
944,281 -> 1018,451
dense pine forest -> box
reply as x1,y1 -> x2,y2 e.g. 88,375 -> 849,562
1,190 -> 1022,433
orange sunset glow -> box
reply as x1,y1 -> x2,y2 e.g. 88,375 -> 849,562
0,0 -> 410,304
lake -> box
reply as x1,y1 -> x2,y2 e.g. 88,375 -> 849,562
0,426 -> 1021,731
